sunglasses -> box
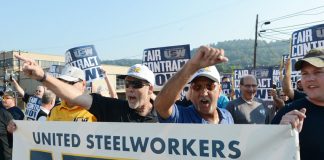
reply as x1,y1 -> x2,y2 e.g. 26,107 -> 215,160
191,83 -> 217,92
2,96 -> 13,100
125,80 -> 150,89
60,80 -> 81,85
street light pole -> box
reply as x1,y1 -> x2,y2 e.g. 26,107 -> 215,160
253,14 -> 258,69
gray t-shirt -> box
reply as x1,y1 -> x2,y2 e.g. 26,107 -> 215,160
226,97 -> 270,124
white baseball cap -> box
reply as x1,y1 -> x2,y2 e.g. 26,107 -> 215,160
118,64 -> 155,86
58,66 -> 85,82
189,66 -> 220,83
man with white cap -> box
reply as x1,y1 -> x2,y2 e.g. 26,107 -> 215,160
11,54 -> 157,122
272,48 -> 324,160
88,64 -> 157,122
155,46 -> 233,124
47,66 -> 97,122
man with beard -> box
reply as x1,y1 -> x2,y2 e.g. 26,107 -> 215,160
155,46 -> 233,124
11,55 -> 157,123
226,75 -> 270,124
272,48 -> 324,160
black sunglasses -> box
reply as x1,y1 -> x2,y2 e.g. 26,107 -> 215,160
60,79 -> 82,85
125,80 -> 150,89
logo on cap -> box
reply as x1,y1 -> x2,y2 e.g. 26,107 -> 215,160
199,67 -> 211,73
129,66 -> 141,73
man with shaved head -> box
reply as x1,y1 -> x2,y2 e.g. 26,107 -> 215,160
226,75 -> 270,124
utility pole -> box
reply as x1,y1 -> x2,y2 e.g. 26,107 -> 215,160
253,14 -> 258,69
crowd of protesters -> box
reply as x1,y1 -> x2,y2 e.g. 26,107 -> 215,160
0,46 -> 323,160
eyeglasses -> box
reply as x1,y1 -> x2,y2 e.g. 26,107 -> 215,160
125,80 -> 150,89
191,83 -> 217,92
280,95 -> 286,96
242,84 -> 258,88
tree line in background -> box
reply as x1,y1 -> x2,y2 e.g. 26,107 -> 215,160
102,39 -> 290,73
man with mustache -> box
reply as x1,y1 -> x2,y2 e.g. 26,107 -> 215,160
155,46 -> 233,124
226,75 -> 270,124
272,48 -> 324,160
11,54 -> 157,123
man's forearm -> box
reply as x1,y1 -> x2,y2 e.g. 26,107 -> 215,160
104,76 -> 118,99
43,74 -> 92,110
282,75 -> 294,99
12,80 -> 25,96
154,61 -> 198,118
273,97 -> 285,110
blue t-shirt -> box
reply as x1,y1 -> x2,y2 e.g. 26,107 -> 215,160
217,93 -> 229,109
159,104 -> 234,124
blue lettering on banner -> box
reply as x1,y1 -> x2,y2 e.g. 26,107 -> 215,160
211,140 -> 225,158
183,139 -> 196,156
168,138 -> 180,155
228,141 -> 241,159
33,132 -> 80,147
32,132 -> 242,159
150,137 -> 165,154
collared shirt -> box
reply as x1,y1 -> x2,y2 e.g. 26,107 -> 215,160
47,101 -> 97,122
226,97 -> 270,124
158,104 -> 234,124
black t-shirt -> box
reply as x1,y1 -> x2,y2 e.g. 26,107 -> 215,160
22,93 -> 31,103
7,106 -> 24,120
89,93 -> 158,122
272,98 -> 324,160
293,90 -> 306,101
36,109 -> 48,121
0,108 -> 13,160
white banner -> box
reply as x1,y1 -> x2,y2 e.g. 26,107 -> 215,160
13,121 -> 299,160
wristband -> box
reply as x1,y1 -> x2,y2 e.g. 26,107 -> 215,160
38,73 -> 47,82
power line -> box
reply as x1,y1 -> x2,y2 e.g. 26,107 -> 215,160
259,34 -> 288,41
262,19 -> 324,30
260,29 -> 291,35
260,5 -> 324,23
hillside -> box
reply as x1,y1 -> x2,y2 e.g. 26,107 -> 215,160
102,39 -> 290,72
